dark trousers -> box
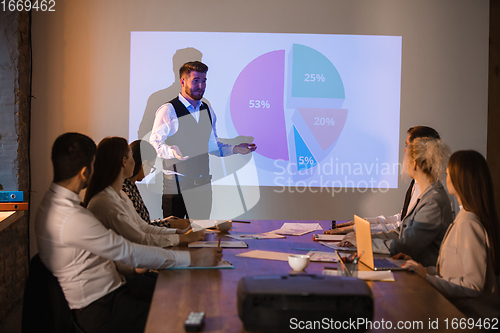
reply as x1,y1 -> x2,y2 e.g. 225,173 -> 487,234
74,275 -> 156,333
162,187 -> 212,219
162,193 -> 189,218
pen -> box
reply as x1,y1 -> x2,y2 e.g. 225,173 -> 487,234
354,251 -> 364,264
352,254 -> 359,264
229,220 -> 251,224
217,239 -> 221,248
335,250 -> 351,277
335,250 -> 344,263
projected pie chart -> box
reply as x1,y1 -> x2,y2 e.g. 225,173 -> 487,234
230,44 -> 347,171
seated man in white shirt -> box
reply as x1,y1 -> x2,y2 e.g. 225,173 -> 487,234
36,132 -> 222,333
325,126 -> 440,235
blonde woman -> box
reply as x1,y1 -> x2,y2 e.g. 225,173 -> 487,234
340,137 -> 453,267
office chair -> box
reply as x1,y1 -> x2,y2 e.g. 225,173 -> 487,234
21,254 -> 86,333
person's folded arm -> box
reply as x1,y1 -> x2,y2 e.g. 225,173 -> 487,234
370,228 -> 400,254
390,199 -> 442,258
111,211 -> 179,247
62,211 -> 190,269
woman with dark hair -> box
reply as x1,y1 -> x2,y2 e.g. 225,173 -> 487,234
122,140 -> 190,229
84,137 -> 204,248
122,140 -> 157,222
405,150 -> 500,320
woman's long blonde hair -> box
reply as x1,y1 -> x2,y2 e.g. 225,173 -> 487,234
404,137 -> 450,182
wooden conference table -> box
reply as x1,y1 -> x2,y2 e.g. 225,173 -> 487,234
144,220 -> 476,333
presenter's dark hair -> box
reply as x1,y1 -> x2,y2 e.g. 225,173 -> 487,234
407,126 -> 440,142
179,61 -> 208,78
448,150 -> 500,274
130,140 -> 157,178
51,133 -> 96,183
83,137 -> 130,207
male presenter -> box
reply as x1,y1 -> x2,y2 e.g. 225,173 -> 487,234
150,61 -> 256,219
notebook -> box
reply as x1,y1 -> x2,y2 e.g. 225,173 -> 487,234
354,215 -> 407,271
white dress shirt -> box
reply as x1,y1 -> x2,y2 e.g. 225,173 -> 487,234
149,93 -> 234,162
87,187 -> 180,248
36,183 -> 190,309
361,182 -> 421,232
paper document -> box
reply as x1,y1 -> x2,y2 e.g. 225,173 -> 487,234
306,251 -> 338,263
190,220 -> 222,230
161,170 -> 185,177
323,269 -> 395,282
188,241 -> 248,248
274,223 -> 323,236
166,259 -> 234,270
312,234 -> 344,241
320,241 -> 356,251
236,250 -> 291,261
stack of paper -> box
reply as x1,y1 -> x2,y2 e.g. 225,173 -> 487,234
236,250 -> 291,261
312,234 -> 344,241
320,241 -> 356,251
306,251 -> 338,262
273,223 -> 323,236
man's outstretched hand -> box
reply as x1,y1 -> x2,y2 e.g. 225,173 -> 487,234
171,145 -> 189,160
233,143 -> 257,155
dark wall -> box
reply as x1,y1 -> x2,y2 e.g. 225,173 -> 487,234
0,10 -> 31,325
488,1 -> 500,219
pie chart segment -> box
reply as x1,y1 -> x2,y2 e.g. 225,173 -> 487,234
297,108 -> 348,151
291,44 -> 345,99
294,126 -> 318,171
230,50 -> 288,161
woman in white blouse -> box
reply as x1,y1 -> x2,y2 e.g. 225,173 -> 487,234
83,137 -> 205,248
405,150 -> 500,320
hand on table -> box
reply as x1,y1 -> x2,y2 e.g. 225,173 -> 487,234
168,218 -> 192,230
392,253 -> 412,260
175,226 -> 191,234
233,143 -> 257,154
324,226 -> 353,235
190,248 -> 223,267
404,259 -> 427,278
134,268 -> 148,275
179,230 -> 206,244
337,232 -> 356,247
